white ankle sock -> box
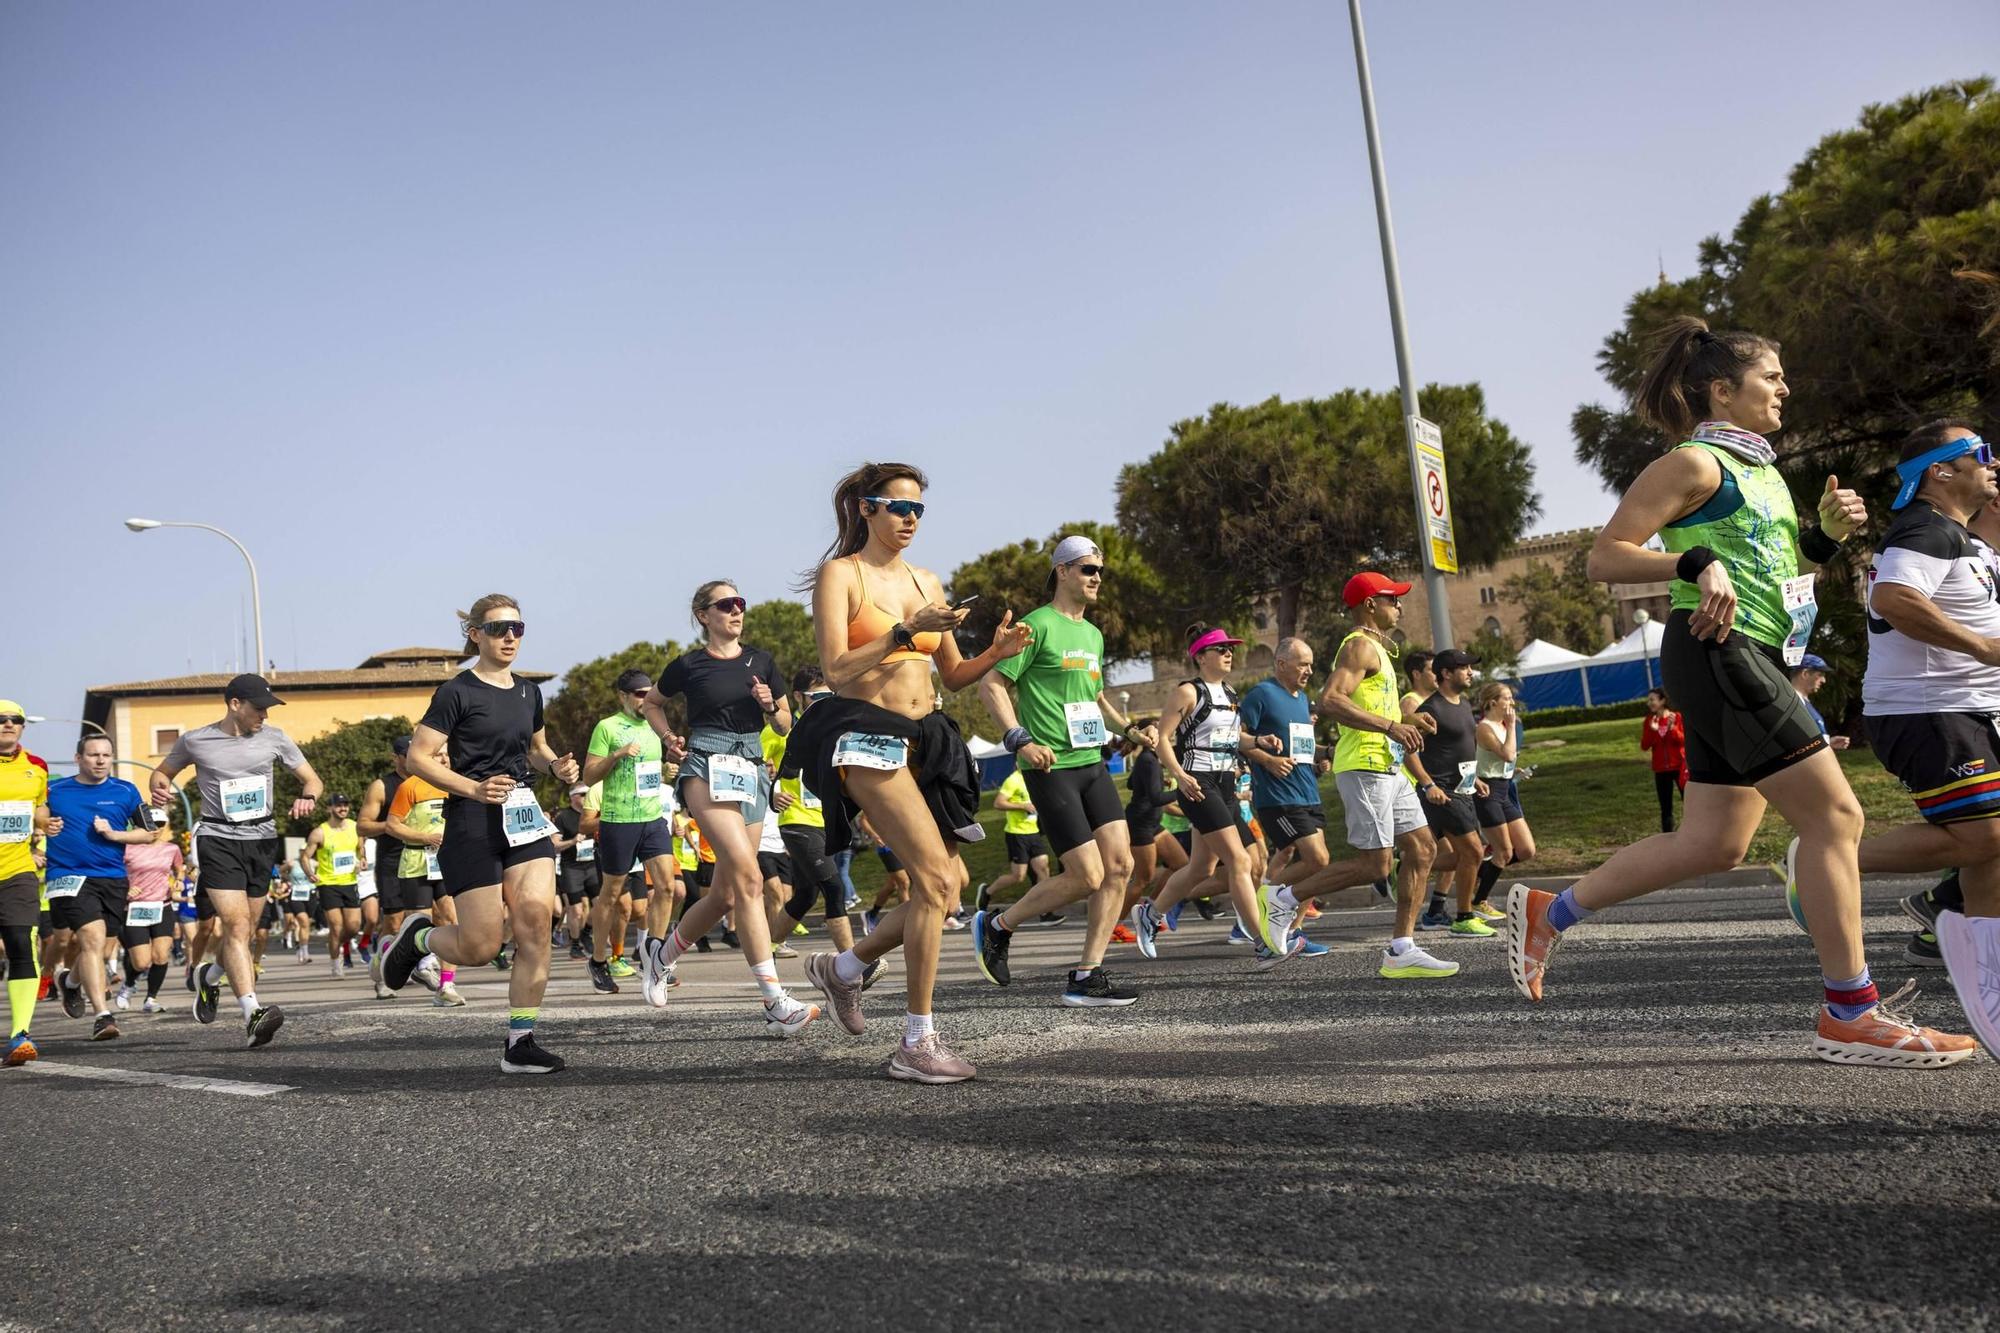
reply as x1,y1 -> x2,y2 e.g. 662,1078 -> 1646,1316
833,950 -> 865,984
238,993 -> 259,1020
751,959 -> 785,1003
903,1011 -> 934,1046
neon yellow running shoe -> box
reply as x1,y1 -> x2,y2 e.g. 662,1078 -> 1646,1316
1449,914 -> 1496,938
606,957 -> 637,979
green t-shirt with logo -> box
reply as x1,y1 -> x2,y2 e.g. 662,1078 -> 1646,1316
587,711 -> 664,825
995,604 -> 1108,770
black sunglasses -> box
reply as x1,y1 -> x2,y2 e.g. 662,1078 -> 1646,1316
478,620 -> 526,639
0,714 -> 23,725
1074,564 -> 1104,577
703,596 -> 748,614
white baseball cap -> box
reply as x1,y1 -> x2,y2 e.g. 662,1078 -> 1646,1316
1050,535 -> 1102,568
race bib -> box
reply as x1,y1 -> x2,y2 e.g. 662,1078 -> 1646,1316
218,774 -> 270,823
1781,573 -> 1818,668
705,753 -> 758,803
1455,760 -> 1478,796
833,733 -> 908,771
46,874 -> 84,900
501,786 -> 551,848
1288,723 -> 1316,761
799,782 -> 823,811
125,901 -> 164,927
330,851 -> 357,876
0,801 -> 32,843
424,848 -> 442,881
633,759 -> 663,800
1064,700 -> 1108,748
575,837 -> 596,864
1188,726 -> 1238,773
291,885 -> 312,902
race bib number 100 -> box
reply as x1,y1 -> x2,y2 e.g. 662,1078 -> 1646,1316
501,787 -> 551,848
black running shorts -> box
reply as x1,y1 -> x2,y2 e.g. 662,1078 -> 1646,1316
1021,762 -> 1125,856
438,800 -> 553,893
1259,803 -> 1326,850
1659,609 -> 1825,786
195,834 -> 280,895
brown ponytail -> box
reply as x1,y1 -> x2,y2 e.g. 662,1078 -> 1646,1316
796,462 -> 929,590
456,593 -> 520,655
1634,316 -> 1780,441
1183,621 -> 1212,651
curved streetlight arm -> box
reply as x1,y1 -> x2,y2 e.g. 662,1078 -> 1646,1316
40,757 -> 196,831
125,519 -> 264,674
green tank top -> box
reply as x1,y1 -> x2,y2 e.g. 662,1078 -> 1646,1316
1332,629 -> 1400,775
1660,443 -> 1800,649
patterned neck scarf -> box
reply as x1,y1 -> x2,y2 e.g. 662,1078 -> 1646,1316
1691,421 -> 1776,468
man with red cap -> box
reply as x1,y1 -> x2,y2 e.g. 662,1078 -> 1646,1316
1258,573 -> 1458,979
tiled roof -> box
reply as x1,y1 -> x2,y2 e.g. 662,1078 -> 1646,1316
89,663 -> 553,695
357,646 -> 471,668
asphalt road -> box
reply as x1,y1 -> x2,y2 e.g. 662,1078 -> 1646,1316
3,875 -> 1996,1333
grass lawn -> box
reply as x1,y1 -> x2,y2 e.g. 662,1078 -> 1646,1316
838,718 -> 1918,898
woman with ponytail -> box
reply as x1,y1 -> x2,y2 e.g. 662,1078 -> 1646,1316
785,462 -> 1031,1083
1506,319 -> 1973,1069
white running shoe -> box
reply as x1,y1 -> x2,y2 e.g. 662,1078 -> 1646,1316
763,996 -> 820,1038
1935,910 -> 2000,1060
641,939 -> 678,1009
1378,943 -> 1460,979
114,986 -> 132,1011
434,982 -> 467,1007
413,954 -> 444,994
1256,883 -> 1298,957
141,997 -> 165,1014
329,956 -> 343,981
296,944 -> 309,964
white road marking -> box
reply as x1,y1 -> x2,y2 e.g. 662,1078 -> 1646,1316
23,1061 -> 294,1097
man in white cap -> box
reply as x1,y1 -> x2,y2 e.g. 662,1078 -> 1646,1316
974,535 -> 1155,1005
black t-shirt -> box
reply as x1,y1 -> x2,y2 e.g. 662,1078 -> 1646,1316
418,670 -> 545,799
657,645 -> 779,735
1416,691 -> 1478,796
374,771 -> 405,888
551,806 -> 584,871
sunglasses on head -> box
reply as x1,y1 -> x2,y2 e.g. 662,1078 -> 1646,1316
0,715 -> 23,725
478,620 -> 526,639
864,496 -> 926,520
703,596 -> 748,614
804,690 -> 833,703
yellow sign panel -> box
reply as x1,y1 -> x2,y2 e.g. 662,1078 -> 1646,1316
1411,416 -> 1458,574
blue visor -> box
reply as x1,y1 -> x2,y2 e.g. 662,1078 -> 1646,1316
1893,435 -> 1992,509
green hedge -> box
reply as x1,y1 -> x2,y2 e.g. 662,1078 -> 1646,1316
1518,697 -> 1652,729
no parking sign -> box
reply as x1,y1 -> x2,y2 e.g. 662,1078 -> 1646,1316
1410,415 -> 1458,574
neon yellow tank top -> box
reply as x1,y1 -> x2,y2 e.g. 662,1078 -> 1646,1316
316,822 -> 360,884
1332,629 -> 1400,775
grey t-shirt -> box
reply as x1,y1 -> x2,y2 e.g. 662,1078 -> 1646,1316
166,721 -> 306,841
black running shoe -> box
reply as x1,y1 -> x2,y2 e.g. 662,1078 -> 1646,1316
974,881 -> 991,912
1905,930 -> 1946,968
1060,967 -> 1139,1008
719,929 -> 740,949
91,1012 -> 121,1040
1038,912 -> 1067,926
58,970 -> 85,1020
589,959 -> 619,994
245,1004 -> 284,1048
380,913 -> 432,991
568,939 -> 587,960
184,965 -> 197,993
861,959 -> 884,991
695,935 -> 713,953
972,910 -> 1012,987
1194,898 -> 1220,921
499,1033 -> 566,1075
192,963 -> 220,1025
491,947 -> 511,971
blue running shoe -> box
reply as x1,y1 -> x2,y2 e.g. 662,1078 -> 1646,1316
1291,934 -> 1329,958
1227,922 -> 1253,945
1165,901 -> 1185,931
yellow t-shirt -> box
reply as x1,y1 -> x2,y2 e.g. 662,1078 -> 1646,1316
763,725 -> 824,830
0,750 -> 50,881
997,769 -> 1038,837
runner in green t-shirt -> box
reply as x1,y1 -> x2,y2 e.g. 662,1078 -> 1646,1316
974,534 -> 1156,1008
577,669 -> 681,1004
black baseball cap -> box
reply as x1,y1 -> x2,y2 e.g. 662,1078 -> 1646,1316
1431,649 -> 1478,671
391,734 -> 412,756
224,673 -> 284,708
327,793 -> 352,806
614,668 -> 654,695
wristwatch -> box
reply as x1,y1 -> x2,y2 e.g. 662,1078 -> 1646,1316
891,622 -> 917,651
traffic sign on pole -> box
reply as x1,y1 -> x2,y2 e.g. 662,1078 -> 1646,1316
1410,416 -> 1458,574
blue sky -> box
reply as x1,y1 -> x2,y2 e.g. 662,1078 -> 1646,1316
4,2 -> 1993,743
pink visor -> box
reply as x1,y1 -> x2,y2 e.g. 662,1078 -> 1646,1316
1188,628 -> 1245,658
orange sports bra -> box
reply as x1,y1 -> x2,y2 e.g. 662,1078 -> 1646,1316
847,557 -> 942,664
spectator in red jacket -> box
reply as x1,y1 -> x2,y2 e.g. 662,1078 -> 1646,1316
1639,689 -> 1687,833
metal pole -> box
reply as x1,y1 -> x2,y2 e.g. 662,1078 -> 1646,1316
1346,0 -> 1453,650
126,520 -> 266,673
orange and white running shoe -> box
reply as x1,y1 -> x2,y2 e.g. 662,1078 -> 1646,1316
1109,924 -> 1137,945
1811,983 -> 1977,1068
1302,902 -> 1323,921
1506,884 -> 1561,1002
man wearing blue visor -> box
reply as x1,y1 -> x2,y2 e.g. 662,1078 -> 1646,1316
1853,418 -> 2000,1060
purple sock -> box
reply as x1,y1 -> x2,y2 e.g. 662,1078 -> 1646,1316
1546,887 -> 1593,933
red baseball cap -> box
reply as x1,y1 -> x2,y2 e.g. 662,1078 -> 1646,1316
1343,571 -> 1412,608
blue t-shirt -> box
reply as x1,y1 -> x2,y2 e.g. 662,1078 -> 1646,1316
1236,678 -> 1321,809
45,776 -> 146,878
1801,695 -> 1828,738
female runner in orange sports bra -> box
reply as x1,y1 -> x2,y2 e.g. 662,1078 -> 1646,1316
785,461 -> 1030,1083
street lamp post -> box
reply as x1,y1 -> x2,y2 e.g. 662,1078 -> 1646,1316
26,715 -> 108,739
124,518 -> 266,674
1634,609 -> 1655,690
1345,0 -> 1453,651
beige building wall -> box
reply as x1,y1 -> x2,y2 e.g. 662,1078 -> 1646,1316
110,686 -> 440,772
